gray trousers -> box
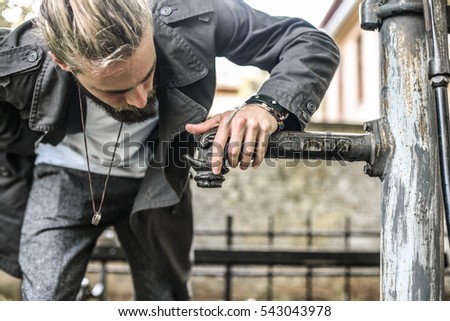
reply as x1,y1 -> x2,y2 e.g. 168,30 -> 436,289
19,164 -> 193,300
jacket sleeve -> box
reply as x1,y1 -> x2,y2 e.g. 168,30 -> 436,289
213,0 -> 340,130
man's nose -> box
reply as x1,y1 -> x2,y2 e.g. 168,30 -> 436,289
125,85 -> 148,108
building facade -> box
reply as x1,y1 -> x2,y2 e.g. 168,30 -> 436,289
316,0 -> 380,126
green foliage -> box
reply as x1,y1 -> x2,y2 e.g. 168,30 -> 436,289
0,0 -> 10,27
0,0 -> 35,28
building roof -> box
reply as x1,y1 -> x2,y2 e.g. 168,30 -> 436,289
320,0 -> 359,35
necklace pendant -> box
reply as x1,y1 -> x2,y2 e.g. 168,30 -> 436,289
91,212 -> 102,226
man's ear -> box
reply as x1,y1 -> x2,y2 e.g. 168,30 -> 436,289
48,51 -> 70,72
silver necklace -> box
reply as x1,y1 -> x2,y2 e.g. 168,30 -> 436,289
78,88 -> 123,225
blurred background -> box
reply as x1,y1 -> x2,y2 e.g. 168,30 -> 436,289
1,0 -> 447,301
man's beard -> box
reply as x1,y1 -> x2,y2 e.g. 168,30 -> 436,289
78,84 -> 158,125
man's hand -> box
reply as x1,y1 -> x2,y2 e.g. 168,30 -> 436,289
185,105 -> 278,175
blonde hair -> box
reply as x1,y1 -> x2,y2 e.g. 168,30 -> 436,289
36,0 -> 153,73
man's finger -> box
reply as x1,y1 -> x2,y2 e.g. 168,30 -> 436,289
252,132 -> 270,168
239,126 -> 258,170
185,114 -> 221,134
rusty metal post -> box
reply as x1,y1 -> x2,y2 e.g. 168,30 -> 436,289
224,215 -> 233,301
362,0 -> 445,300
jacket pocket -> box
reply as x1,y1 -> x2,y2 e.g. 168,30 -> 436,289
0,45 -> 44,78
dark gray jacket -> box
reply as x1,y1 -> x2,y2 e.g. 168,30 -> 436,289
0,0 -> 339,277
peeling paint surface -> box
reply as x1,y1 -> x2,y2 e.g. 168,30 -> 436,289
379,15 -> 444,300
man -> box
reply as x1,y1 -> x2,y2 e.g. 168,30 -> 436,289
0,0 -> 339,300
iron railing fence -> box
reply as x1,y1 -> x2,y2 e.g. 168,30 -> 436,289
79,215 -> 449,300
